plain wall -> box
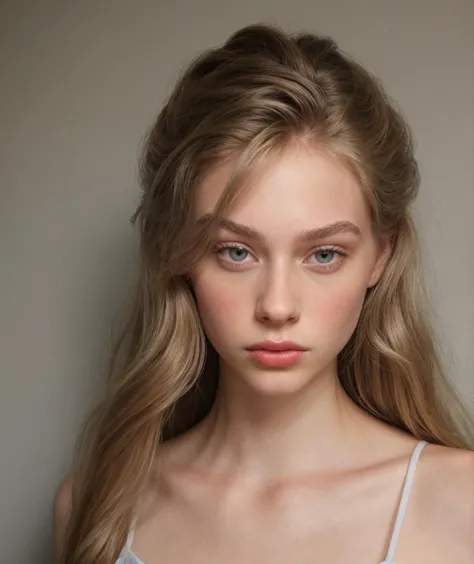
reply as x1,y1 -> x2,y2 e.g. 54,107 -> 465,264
1,1 -> 473,562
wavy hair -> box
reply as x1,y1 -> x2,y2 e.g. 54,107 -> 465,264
61,23 -> 474,563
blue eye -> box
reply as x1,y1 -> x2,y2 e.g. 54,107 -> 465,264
307,247 -> 347,269
215,244 -> 252,263
226,247 -> 249,262
314,250 -> 337,264
214,243 -> 347,271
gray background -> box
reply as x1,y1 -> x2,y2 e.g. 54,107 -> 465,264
1,1 -> 473,562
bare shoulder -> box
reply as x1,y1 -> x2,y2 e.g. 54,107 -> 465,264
53,473 -> 75,563
415,443 -> 474,556
420,442 -> 474,495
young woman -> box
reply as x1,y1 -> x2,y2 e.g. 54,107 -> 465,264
53,23 -> 474,564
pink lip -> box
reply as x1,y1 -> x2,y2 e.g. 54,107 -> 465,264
245,340 -> 309,368
246,340 -> 308,352
247,349 -> 306,367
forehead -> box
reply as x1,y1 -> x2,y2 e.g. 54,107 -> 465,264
193,142 -> 372,237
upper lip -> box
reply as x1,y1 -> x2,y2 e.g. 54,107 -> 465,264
246,340 -> 309,351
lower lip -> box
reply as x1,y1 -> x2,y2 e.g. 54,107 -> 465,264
247,349 -> 306,367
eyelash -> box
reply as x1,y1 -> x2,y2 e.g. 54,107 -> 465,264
213,243 -> 348,271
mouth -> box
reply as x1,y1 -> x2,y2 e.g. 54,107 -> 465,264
245,341 -> 309,368
246,340 -> 309,352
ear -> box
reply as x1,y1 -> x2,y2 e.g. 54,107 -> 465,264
367,234 -> 392,288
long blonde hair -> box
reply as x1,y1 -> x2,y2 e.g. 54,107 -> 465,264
62,23 -> 474,563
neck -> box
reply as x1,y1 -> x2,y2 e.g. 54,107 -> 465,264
193,360 -> 396,482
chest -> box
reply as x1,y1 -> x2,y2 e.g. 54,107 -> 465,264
128,471 -> 468,564
131,488 -> 396,564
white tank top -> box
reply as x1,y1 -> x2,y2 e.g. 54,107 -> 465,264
116,440 -> 428,564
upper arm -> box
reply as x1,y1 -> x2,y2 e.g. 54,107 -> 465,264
53,473 -> 74,563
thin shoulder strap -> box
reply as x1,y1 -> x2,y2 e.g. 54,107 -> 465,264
383,440 -> 428,563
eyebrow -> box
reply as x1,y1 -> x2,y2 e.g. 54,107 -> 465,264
196,213 -> 361,242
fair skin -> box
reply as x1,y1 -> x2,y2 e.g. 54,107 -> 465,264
54,140 -> 474,563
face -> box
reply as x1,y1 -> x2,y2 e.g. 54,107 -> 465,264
189,140 -> 390,395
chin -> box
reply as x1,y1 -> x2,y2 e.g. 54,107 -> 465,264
241,367 -> 315,396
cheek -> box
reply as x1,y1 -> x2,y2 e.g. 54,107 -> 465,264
312,282 -> 366,335
192,276 -> 243,337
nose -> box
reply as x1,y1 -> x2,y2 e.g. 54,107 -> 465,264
254,263 -> 301,326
